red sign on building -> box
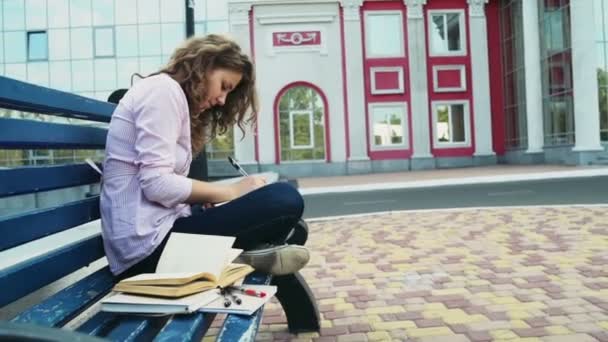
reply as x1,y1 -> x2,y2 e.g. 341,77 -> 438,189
272,31 -> 321,47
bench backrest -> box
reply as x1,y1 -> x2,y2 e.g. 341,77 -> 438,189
0,76 -> 115,309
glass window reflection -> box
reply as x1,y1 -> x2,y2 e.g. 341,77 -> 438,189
429,12 -> 465,55
71,28 -> 93,59
137,0 -> 160,23
95,27 -> 114,57
48,0 -> 70,28
28,31 -> 48,61
138,25 -> 161,56
161,23 -> 184,55
92,0 -> 114,26
116,57 -> 138,87
161,0 -> 184,22
70,0 -> 92,27
72,59 -> 94,91
207,0 -> 228,20
48,29 -> 70,60
94,59 -> 116,90
27,62 -> 49,86
115,25 -> 138,57
4,0 -> 26,30
206,20 -> 229,34
365,12 -> 404,57
115,0 -> 137,25
4,32 -> 26,63
5,63 -> 27,80
49,61 -> 72,90
26,0 -> 47,29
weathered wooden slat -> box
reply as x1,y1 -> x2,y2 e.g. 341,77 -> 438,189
154,312 -> 213,342
0,164 -> 100,198
0,235 -> 105,307
215,273 -> 273,342
0,118 -> 107,149
76,311 -> 117,336
104,316 -> 167,342
0,197 -> 100,251
11,267 -> 115,327
0,321 -> 106,342
0,76 -> 114,123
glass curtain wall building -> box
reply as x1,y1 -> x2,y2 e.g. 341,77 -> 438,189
0,0 -> 231,166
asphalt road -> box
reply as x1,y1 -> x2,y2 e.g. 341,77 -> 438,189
302,175 -> 608,219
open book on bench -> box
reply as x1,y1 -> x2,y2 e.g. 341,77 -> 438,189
112,233 -> 254,298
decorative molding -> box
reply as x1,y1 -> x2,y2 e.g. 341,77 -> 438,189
432,65 -> 467,93
404,0 -> 427,19
370,67 -> 405,95
273,31 -> 321,46
339,0 -> 364,21
228,3 -> 252,26
256,12 -> 336,25
467,0 -> 489,17
267,27 -> 328,56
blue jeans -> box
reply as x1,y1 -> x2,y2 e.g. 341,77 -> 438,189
118,182 -> 304,279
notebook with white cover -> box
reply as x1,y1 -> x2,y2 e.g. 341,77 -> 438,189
100,288 -> 220,314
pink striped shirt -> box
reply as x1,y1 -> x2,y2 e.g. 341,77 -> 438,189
100,73 -> 193,275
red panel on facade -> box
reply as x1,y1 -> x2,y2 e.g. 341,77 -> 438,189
437,69 -> 462,88
374,71 -> 401,90
425,0 -> 475,157
487,0 -> 505,155
272,31 -> 321,46
361,1 -> 412,160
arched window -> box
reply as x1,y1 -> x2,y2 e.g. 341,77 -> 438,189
277,85 -> 326,162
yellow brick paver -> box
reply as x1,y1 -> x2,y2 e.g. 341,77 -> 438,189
201,206 -> 608,341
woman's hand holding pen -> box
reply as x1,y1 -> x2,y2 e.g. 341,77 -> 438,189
232,175 -> 266,198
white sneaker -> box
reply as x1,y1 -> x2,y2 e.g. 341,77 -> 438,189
235,244 -> 310,276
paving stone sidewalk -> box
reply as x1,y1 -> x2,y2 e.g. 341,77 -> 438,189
205,206 -> 608,341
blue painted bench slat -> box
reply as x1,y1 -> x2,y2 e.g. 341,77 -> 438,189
0,235 -> 105,307
11,267 -> 114,327
216,273 -> 272,342
0,165 -> 101,198
0,198 -> 100,251
104,316 -> 164,342
153,312 -> 211,342
76,311 -> 117,336
0,76 -> 113,123
0,118 -> 107,149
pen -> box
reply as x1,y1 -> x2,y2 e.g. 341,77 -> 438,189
229,286 -> 267,298
228,156 -> 249,177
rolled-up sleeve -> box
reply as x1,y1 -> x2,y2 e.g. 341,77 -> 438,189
132,78 -> 192,208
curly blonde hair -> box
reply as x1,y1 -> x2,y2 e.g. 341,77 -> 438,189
147,34 -> 258,155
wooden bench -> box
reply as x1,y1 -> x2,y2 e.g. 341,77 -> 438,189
0,76 -> 320,341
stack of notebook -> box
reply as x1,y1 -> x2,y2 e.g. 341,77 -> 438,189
101,233 -> 275,315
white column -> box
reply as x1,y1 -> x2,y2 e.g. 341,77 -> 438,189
228,2 -> 257,163
522,0 -> 544,153
339,0 -> 369,161
571,0 -> 603,152
467,0 -> 495,156
404,0 -> 432,159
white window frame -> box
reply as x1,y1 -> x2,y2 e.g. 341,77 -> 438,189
432,65 -> 466,92
427,9 -> 467,57
364,10 -> 405,58
431,100 -> 471,148
368,102 -> 409,151
370,66 -> 405,95
289,110 -> 314,149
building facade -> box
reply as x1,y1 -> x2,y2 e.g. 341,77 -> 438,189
1,0 -> 608,177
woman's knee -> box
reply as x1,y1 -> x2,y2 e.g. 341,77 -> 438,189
265,182 -> 304,218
